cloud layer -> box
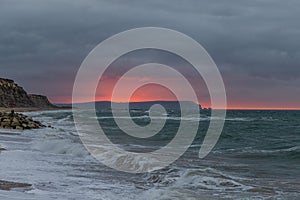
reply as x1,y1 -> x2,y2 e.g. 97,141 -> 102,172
0,0 -> 299,108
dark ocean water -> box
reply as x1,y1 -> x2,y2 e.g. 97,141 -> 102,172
0,109 -> 299,199
94,109 -> 300,199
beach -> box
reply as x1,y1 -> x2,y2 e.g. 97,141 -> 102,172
0,107 -> 65,113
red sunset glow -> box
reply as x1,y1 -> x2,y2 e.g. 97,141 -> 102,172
45,74 -> 300,110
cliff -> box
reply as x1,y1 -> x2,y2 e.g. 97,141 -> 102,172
0,78 -> 56,108
28,94 -> 55,108
0,78 -> 34,107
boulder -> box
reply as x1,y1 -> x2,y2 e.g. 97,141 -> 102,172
0,111 -> 44,130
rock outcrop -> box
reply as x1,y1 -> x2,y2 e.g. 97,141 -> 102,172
0,78 -> 56,108
0,111 -> 44,130
28,94 -> 55,108
0,78 -> 34,107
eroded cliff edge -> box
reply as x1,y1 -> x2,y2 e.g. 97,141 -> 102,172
0,78 -> 57,108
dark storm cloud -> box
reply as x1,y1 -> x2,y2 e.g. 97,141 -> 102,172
0,0 -> 299,106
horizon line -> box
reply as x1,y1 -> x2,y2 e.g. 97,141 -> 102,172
53,100 -> 300,111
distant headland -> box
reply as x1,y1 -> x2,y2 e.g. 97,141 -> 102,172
0,78 -> 61,130
0,78 -> 57,112
69,100 -> 203,111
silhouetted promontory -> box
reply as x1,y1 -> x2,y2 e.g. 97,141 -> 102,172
0,78 -> 56,109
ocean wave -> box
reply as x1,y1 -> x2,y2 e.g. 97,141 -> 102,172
246,146 -> 300,154
219,146 -> 300,160
242,146 -> 300,155
93,115 -> 257,122
141,167 -> 253,200
144,167 -> 250,188
32,138 -> 89,157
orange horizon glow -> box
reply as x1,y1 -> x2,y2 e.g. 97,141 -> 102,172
225,106 -> 300,111
50,97 -> 300,110
49,77 -> 299,110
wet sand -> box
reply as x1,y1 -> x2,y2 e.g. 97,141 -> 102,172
0,180 -> 31,191
0,107 -> 71,113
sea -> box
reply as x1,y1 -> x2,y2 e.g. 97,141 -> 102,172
0,109 -> 299,199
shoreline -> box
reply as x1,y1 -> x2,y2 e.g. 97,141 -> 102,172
0,107 -> 71,113
0,180 -> 31,191
0,107 -> 71,130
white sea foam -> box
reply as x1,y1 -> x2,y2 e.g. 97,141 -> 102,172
141,167 -> 253,200
241,146 -> 300,154
32,139 -> 89,157
0,110 -> 140,200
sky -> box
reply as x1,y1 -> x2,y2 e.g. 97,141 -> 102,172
0,0 -> 300,109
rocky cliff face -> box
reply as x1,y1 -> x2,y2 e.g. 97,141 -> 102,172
0,78 -> 56,108
28,94 -> 55,108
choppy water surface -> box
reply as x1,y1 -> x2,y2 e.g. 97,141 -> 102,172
0,109 -> 299,199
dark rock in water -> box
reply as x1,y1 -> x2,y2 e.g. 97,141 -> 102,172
0,180 -> 31,191
0,111 -> 45,130
0,78 -> 56,108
